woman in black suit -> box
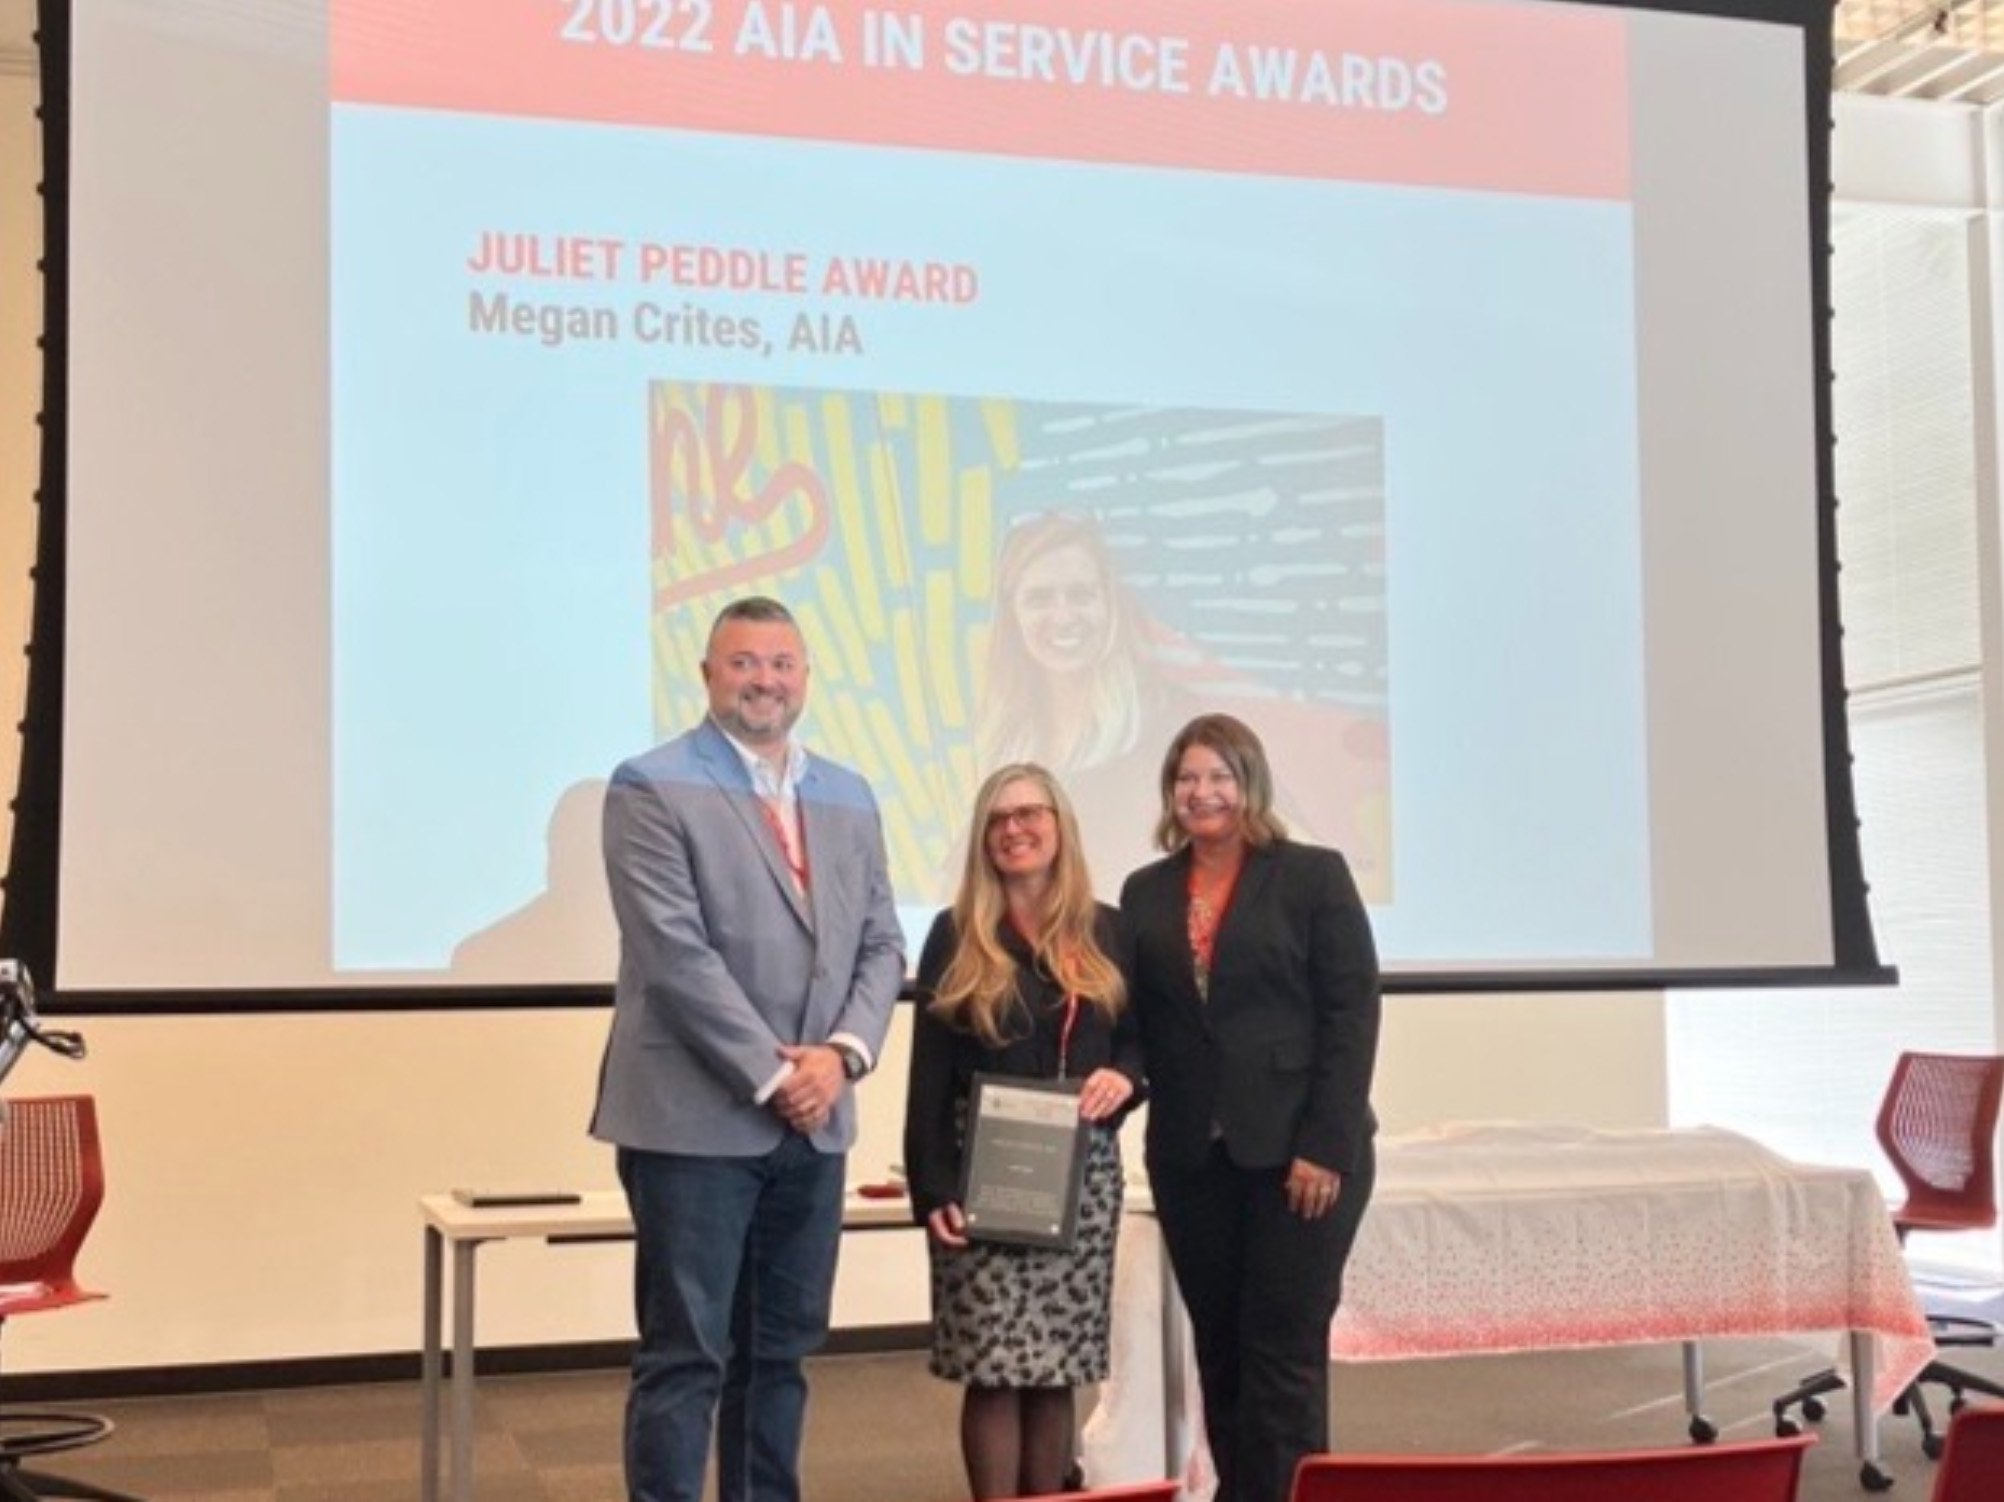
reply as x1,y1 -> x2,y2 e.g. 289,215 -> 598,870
1120,713 -> 1381,1502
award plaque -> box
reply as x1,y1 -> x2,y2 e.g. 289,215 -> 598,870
960,1074 -> 1089,1249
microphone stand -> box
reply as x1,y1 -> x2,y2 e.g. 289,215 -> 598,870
0,963 -> 85,1121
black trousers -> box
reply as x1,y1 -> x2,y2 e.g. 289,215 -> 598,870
1149,1138 -> 1376,1502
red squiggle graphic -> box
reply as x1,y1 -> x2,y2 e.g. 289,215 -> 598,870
650,385 -> 831,608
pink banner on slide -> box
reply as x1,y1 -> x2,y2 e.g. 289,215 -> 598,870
331,0 -> 1629,199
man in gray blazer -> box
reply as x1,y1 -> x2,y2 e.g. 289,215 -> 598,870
591,596 -> 905,1502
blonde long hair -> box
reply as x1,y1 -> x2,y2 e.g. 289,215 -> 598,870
930,764 -> 1127,1047
978,514 -> 1145,773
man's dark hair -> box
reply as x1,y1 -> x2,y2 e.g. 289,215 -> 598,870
708,596 -> 799,644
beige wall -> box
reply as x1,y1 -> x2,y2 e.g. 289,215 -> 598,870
0,989 -> 1661,1376
0,53 -> 1668,1378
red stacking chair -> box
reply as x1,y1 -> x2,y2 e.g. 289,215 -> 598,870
0,1095 -> 139,1502
989,1485 -> 1178,1502
1289,1435 -> 1814,1502
1775,1052 -> 2004,1460
1928,1402 -> 2004,1502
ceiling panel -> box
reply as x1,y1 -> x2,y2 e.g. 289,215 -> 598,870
1837,0 -> 2004,102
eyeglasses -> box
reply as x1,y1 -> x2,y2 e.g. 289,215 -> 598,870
986,802 -> 1055,833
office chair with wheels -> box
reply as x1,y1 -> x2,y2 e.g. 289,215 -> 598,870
1774,1051 -> 2004,1462
0,1094 -> 140,1502
1288,1434 -> 1814,1502
1928,1402 -> 2004,1502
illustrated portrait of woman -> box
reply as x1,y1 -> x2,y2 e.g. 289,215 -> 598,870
977,514 -> 1187,887
980,513 -> 1149,773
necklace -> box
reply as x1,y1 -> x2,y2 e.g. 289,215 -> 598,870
1186,854 -> 1243,999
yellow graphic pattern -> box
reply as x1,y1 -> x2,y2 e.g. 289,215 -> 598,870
649,382 -> 1007,905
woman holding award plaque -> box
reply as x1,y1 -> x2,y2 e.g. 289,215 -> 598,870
904,763 -> 1145,1500
1121,712 -> 1381,1502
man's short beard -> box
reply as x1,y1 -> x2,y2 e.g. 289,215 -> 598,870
720,696 -> 798,743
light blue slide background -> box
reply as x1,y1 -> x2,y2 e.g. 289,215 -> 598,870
331,109 -> 1645,970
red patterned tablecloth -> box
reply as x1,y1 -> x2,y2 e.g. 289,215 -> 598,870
1331,1122 -> 1935,1410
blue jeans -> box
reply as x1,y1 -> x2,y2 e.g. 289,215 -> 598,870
617,1136 -> 845,1502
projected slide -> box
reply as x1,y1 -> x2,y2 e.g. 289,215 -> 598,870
327,0 -> 1644,975
55,0 -> 1843,992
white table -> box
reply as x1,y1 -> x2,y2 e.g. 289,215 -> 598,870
1082,1123 -> 1936,1496
417,1189 -> 914,1502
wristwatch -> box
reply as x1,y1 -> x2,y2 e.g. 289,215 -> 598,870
830,1041 -> 867,1082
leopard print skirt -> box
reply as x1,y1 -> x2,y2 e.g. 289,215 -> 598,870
927,1127 -> 1123,1388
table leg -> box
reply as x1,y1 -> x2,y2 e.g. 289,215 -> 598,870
1850,1330 -> 1878,1465
450,1240 -> 479,1502
1158,1228 -> 1192,1484
421,1227 -> 443,1502
1850,1330 -> 1896,1492
1679,1341 -> 1717,1442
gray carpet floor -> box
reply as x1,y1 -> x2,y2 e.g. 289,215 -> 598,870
15,1332 -> 2004,1502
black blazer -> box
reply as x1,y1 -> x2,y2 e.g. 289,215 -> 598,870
902,905 -> 1145,1220
1121,840 -> 1379,1175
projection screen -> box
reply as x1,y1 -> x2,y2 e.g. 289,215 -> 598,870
5,0 -> 1883,999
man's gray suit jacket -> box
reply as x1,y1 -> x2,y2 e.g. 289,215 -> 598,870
590,719 -> 905,1157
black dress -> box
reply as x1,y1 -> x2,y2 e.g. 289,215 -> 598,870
903,905 -> 1145,1387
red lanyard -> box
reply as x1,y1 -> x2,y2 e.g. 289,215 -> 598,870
758,797 -> 809,893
